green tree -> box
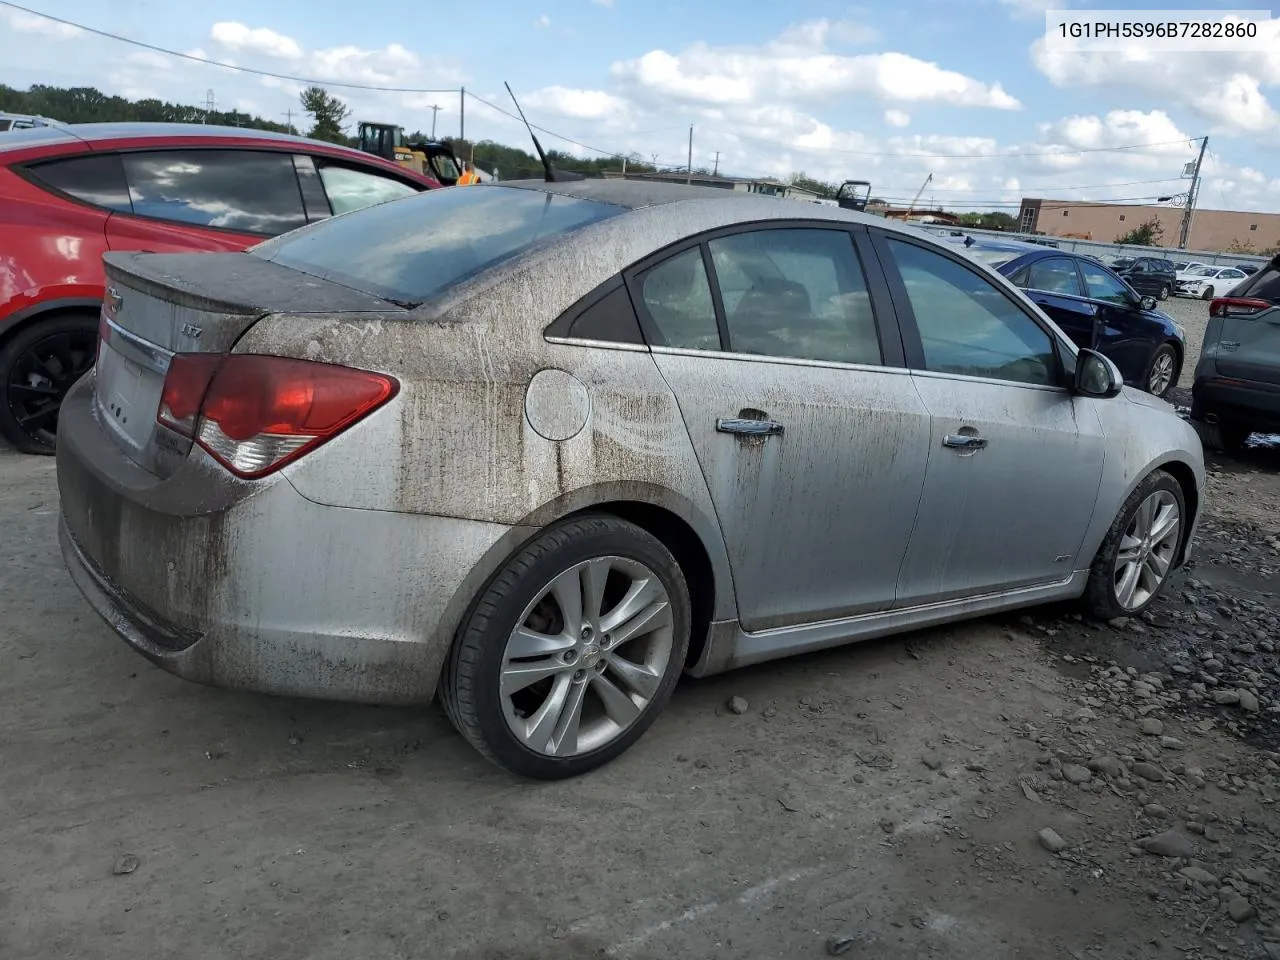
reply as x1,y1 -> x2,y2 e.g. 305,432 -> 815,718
1116,217 -> 1164,245
789,172 -> 839,198
300,86 -> 351,144
956,211 -> 1018,230
1225,237 -> 1257,254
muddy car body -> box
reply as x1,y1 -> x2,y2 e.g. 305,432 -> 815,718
58,181 -> 1205,778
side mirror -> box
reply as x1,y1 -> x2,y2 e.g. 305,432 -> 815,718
1074,348 -> 1124,398
1139,295 -> 1157,311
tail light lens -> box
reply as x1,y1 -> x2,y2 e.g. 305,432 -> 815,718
157,354 -> 398,479
1209,297 -> 1273,318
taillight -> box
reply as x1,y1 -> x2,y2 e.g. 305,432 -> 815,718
156,355 -> 398,479
1209,297 -> 1272,318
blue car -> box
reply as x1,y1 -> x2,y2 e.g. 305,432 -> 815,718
959,238 -> 1187,398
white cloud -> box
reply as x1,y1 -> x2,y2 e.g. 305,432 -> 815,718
524,86 -> 631,121
884,109 -> 911,127
1,8 -> 83,39
611,22 -> 1020,110
210,22 -> 303,59
536,14 -> 551,28
1031,26 -> 1280,138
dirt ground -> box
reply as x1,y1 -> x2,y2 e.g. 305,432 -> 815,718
3,428 -> 1279,960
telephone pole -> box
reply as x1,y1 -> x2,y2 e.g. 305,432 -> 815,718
1178,135 -> 1209,250
282,108 -> 294,134
711,151 -> 721,176
459,87 -> 466,142
686,125 -> 693,185
429,104 -> 441,139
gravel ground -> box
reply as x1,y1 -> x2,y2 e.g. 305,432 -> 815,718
3,440 -> 1280,960
1159,294 -> 1213,390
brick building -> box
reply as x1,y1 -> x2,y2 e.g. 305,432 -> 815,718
1016,199 -> 1280,253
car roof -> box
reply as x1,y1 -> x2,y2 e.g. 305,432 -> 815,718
0,121 -> 367,155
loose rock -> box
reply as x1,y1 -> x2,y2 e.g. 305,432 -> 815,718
726,696 -> 749,715
1038,828 -> 1067,852
1239,690 -> 1261,713
111,854 -> 140,876
1138,830 -> 1195,858
1132,762 -> 1165,782
1212,690 -> 1242,706
1178,866 -> 1219,886
921,751 -> 942,771
1140,718 -> 1165,736
1062,764 -> 1092,784
826,935 -> 858,956
1227,897 -> 1257,923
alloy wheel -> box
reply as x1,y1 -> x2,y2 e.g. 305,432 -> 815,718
4,328 -> 96,448
1147,350 -> 1175,396
500,556 -> 675,758
1112,490 -> 1181,611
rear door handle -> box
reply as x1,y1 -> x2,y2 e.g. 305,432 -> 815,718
717,417 -> 784,437
943,434 -> 987,450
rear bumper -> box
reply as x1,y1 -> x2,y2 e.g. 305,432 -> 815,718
1191,375 -> 1280,432
56,373 -> 517,705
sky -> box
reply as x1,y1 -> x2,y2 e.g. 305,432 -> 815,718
2,0 -> 1279,214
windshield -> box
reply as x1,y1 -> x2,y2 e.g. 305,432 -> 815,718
1185,265 -> 1215,277
252,186 -> 624,306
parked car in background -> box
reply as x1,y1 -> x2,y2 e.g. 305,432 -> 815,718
58,181 -> 1204,778
0,112 -> 56,132
0,122 -> 439,453
1110,255 -> 1177,301
1192,255 -> 1280,450
960,238 -> 1186,397
1175,264 -> 1249,300
1235,263 -> 1261,276
1173,261 -> 1204,273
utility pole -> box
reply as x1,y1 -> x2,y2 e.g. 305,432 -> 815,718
429,104 -> 441,139
459,87 -> 466,142
711,151 -> 721,176
621,156 -> 627,177
1178,135 -> 1209,250
282,108 -> 293,134
686,125 -> 693,185
203,89 -> 215,123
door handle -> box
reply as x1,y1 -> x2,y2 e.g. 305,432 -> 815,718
717,417 -> 784,437
943,434 -> 988,450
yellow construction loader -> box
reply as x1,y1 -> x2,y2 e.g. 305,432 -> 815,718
357,121 -> 464,186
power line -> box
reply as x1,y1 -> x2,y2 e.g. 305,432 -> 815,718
0,1 -> 460,93
706,126 -> 1203,160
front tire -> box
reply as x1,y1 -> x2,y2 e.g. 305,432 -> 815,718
1201,286 -> 1214,301
1158,283 -> 1170,301
442,516 -> 691,779
0,313 -> 99,455
1084,470 -> 1186,620
1144,344 -> 1179,398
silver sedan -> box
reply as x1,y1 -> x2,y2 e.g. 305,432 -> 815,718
57,180 -> 1205,779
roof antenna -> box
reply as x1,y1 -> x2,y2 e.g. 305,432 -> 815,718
504,81 -> 584,183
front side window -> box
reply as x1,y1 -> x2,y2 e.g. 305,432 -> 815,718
1078,262 -> 1133,306
638,248 -> 720,350
708,228 -> 880,365
254,185 -> 624,306
885,238 -> 1058,387
316,164 -> 419,216
1025,258 -> 1083,297
121,150 -> 308,235
27,153 -> 132,212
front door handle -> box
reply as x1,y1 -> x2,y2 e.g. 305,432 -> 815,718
943,434 -> 988,450
717,417 -> 784,437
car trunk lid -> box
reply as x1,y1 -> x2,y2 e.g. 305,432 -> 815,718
95,252 -> 400,477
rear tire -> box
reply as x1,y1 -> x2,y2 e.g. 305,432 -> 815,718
1084,470 -> 1186,620
1158,284 -> 1170,301
1218,421 -> 1252,453
442,516 -> 691,779
0,313 -> 99,455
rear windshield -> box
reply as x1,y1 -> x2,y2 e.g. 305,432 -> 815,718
1234,259 -> 1280,303
251,185 -> 625,306
964,248 -> 1022,269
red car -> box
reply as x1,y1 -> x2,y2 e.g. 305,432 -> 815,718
1,122 -> 440,453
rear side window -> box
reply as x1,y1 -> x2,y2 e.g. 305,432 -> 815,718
1235,263 -> 1280,302
253,185 -> 624,306
316,164 -> 419,215
638,248 -> 721,350
26,153 -> 132,212
1026,258 -> 1083,296
121,149 -> 307,235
